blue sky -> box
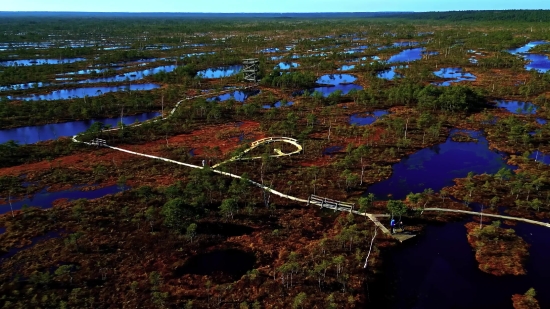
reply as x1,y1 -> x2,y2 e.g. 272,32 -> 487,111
2,0 -> 550,12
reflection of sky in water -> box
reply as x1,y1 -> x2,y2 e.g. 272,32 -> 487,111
275,62 -> 299,70
366,129 -> 516,200
197,65 -> 243,78
0,112 -> 160,145
9,84 -> 160,101
387,48 -> 425,63
316,74 -> 357,85
206,90 -> 260,102
309,84 -> 363,97
495,100 -> 537,114
432,68 -> 477,86
0,185 -> 123,215
349,110 -> 389,126
530,150 -> 550,165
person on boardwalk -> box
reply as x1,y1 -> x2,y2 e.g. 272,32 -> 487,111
202,159 -> 205,167
399,221 -> 404,232
390,219 -> 396,234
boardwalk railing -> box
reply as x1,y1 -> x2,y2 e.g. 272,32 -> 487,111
308,194 -> 354,213
71,85 -> 550,245
251,137 -> 298,147
212,136 -> 302,168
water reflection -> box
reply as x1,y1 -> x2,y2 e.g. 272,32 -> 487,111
432,68 -> 477,86
366,129 -> 516,200
495,100 -> 537,115
0,112 -> 160,144
197,65 -> 242,78
10,84 -> 160,101
349,110 -> 389,126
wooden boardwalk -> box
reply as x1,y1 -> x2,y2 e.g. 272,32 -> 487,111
424,208 -> 550,228
72,86 -> 550,246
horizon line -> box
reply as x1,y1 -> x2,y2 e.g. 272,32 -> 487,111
2,9 -> 549,13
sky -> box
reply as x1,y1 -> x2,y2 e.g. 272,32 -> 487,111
2,0 -> 550,13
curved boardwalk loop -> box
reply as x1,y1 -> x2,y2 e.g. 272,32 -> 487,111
73,87 -> 550,243
212,137 -> 302,169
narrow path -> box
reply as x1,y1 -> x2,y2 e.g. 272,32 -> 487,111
424,208 -> 550,228
363,213 -> 392,235
71,86 -> 550,245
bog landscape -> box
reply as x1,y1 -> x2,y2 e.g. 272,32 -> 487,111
1,10 -> 550,308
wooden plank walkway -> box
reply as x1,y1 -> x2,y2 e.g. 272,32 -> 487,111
72,86 -> 550,247
424,208 -> 550,228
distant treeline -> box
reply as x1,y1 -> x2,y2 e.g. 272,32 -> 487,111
384,10 -> 550,22
0,12 -> 412,19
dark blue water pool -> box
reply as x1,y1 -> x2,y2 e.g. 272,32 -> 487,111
507,41 -> 548,54
338,65 -> 356,71
387,48 -> 425,63
522,54 -> 550,73
206,90 -> 260,102
377,66 -> 405,80
0,58 -> 86,66
495,100 -> 537,114
0,230 -> 62,262
0,112 -> 160,145
366,130 -> 516,200
197,65 -> 243,78
381,220 -> 550,309
310,84 -> 363,97
529,150 -> 550,165
317,74 -> 357,85
349,110 -> 389,126
0,185 -> 123,215
507,42 -> 550,73
275,62 -> 299,70
433,68 -> 477,86
9,84 -> 160,101
78,65 -> 176,83
323,145 -> 343,157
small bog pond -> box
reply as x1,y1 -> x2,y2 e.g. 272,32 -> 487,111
197,65 -> 242,78
206,89 -> 260,102
338,65 -> 356,71
10,84 -> 160,101
432,67 -> 477,86
0,58 -> 86,66
78,65 -> 176,84
275,62 -> 299,70
317,74 -> 357,85
507,41 -> 550,73
0,185 -> 123,215
387,48 -> 425,63
495,100 -> 537,114
323,145 -> 343,157
349,110 -> 389,126
530,150 -> 550,165
377,66 -> 405,80
0,112 -> 160,145
366,129 -> 516,200
507,41 -> 548,54
376,221 -> 550,309
1,231 -> 62,262
522,54 -> 550,73
175,249 -> 255,282
310,84 -> 363,97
